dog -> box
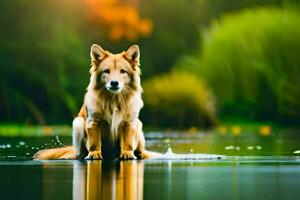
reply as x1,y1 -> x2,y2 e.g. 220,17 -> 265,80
34,44 -> 155,160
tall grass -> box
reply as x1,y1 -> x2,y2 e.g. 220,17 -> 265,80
176,8 -> 300,124
142,71 -> 217,129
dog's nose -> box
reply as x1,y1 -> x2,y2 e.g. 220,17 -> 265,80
110,81 -> 119,87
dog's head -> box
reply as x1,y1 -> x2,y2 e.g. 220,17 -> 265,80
89,44 -> 141,94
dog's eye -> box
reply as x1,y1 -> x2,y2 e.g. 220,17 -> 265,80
120,69 -> 127,74
103,69 -> 110,74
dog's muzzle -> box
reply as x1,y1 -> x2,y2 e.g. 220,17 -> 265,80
106,80 -> 122,93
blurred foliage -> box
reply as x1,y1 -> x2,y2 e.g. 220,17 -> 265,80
84,0 -> 152,41
176,7 -> 300,124
0,0 -> 299,128
0,0 -> 89,124
142,71 -> 217,129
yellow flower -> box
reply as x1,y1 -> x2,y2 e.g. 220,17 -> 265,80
259,126 -> 271,136
188,127 -> 198,134
218,126 -> 227,135
42,126 -> 53,135
231,126 -> 241,136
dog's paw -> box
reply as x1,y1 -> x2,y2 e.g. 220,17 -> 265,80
120,150 -> 137,160
85,151 -> 103,160
134,150 -> 145,159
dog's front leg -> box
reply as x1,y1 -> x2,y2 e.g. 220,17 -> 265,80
85,121 -> 103,160
120,121 -> 137,160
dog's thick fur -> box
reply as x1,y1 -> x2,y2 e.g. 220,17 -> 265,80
34,44 -> 156,160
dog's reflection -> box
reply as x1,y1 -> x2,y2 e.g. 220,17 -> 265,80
73,160 -> 144,200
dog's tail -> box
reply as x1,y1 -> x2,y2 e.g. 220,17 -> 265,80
142,150 -> 162,159
33,146 -> 76,160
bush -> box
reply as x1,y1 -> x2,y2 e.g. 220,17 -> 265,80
142,71 -> 217,129
175,7 -> 300,124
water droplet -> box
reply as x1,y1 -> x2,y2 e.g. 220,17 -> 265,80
293,150 -> 300,154
225,145 -> 235,150
19,141 -> 26,146
163,139 -> 171,143
247,146 -> 254,150
256,146 -> 262,150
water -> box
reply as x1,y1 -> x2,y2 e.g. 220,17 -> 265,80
0,128 -> 300,199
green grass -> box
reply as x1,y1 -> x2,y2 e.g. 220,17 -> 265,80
0,124 -> 72,137
0,120 -> 295,137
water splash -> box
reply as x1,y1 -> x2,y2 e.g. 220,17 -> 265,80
35,135 -> 66,150
165,145 -> 175,156
293,150 -> 300,154
158,145 -> 224,160
55,135 -> 66,147
0,135 -> 68,160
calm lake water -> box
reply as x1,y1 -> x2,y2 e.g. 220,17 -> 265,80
0,128 -> 300,199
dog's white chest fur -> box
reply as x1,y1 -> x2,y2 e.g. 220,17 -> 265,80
109,107 -> 123,141
85,89 -> 143,144
85,91 -> 125,141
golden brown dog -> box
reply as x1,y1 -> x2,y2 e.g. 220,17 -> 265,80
34,44 -> 155,160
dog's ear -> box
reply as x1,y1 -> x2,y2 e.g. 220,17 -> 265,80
125,45 -> 140,66
90,44 -> 107,61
